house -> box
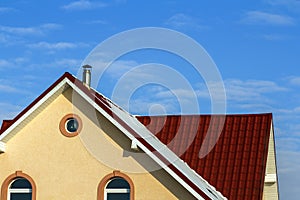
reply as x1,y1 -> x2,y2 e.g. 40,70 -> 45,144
0,68 -> 279,199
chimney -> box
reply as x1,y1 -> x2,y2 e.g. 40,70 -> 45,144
82,65 -> 92,88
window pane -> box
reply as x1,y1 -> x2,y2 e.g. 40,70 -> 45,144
10,193 -> 32,200
107,178 -> 130,189
107,193 -> 130,200
10,178 -> 32,189
66,118 -> 79,133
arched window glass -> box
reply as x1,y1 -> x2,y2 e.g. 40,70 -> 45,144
105,178 -> 130,200
8,178 -> 32,200
98,171 -> 134,200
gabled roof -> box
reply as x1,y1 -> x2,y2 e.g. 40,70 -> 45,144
0,72 -> 226,200
137,114 -> 272,200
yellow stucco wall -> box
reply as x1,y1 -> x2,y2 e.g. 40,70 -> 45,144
0,87 -> 196,200
263,125 -> 279,200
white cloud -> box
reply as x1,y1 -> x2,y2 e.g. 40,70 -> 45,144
85,19 -> 107,25
27,42 -> 90,55
0,84 -> 19,93
0,23 -> 61,36
87,58 -> 290,115
0,58 -> 29,70
85,57 -> 292,115
0,79 -> 30,94
61,0 -> 107,11
128,97 -> 178,115
0,33 -> 23,46
84,59 -> 202,114
0,7 -> 16,13
0,34 -> 7,43
277,137 -> 300,151
262,34 -> 286,40
40,23 -> 61,30
0,26 -> 39,35
241,11 -> 295,26
266,0 -> 300,10
224,79 -> 287,101
156,88 -> 196,99
273,107 -> 300,137
86,59 -> 140,81
277,150 -> 300,200
276,106 -> 300,114
193,78 -> 293,115
54,58 -> 82,67
0,59 -> 11,68
0,102 -> 22,122
109,84 -> 189,115
196,79 -> 287,102
287,76 -> 300,86
28,42 -> 78,50
22,58 -> 83,72
165,13 -> 208,30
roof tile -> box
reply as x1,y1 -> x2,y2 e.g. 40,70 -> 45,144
137,114 -> 272,200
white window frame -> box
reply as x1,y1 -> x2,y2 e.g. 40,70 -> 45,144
7,178 -> 32,200
104,179 -> 130,200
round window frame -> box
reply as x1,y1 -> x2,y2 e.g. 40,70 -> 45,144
59,114 -> 82,137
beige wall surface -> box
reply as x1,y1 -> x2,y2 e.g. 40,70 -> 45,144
263,125 -> 279,200
0,88 -> 196,200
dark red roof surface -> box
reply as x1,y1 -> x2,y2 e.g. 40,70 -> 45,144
0,120 -> 14,131
137,114 -> 272,200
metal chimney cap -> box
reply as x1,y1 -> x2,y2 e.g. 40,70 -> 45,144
82,65 -> 92,88
82,64 -> 92,69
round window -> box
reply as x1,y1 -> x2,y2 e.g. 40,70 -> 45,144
59,114 -> 82,137
65,118 -> 79,133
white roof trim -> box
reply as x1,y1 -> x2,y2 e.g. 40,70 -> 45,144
0,75 -> 226,200
0,141 -> 5,153
0,78 -> 69,141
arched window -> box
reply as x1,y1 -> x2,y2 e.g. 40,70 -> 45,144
105,178 -> 130,200
8,178 -> 32,200
98,171 -> 134,200
1,171 -> 36,200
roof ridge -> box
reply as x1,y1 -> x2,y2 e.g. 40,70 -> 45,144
135,113 -> 272,117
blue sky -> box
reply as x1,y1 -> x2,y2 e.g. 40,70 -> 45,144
1,0 -> 300,199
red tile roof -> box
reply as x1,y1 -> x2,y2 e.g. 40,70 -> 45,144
137,114 -> 272,200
